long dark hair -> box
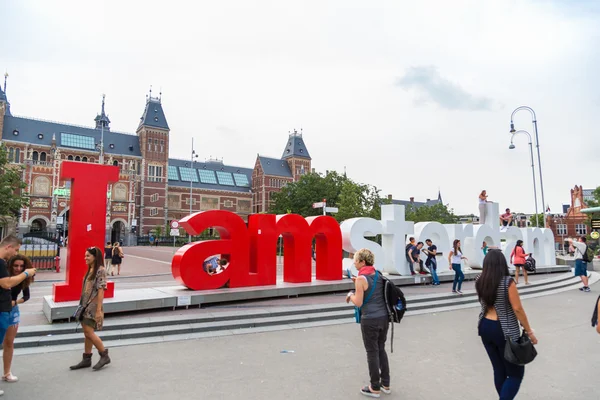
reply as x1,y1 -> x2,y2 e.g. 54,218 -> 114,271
475,250 -> 510,306
86,246 -> 104,279
515,240 -> 523,248
452,239 -> 461,255
8,254 -> 33,288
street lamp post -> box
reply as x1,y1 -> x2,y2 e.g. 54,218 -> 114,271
510,106 -> 547,227
189,138 -> 198,243
509,130 -> 539,227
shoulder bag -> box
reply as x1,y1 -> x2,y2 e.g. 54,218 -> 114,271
503,278 -> 537,365
354,271 -> 379,324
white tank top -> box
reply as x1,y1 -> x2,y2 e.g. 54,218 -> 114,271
451,250 -> 463,264
479,197 -> 486,204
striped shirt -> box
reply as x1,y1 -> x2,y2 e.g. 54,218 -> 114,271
478,276 -> 521,340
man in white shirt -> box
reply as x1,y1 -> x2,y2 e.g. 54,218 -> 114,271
568,237 -> 590,292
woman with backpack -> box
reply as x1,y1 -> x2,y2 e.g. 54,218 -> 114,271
476,250 -> 538,400
346,248 -> 390,398
448,239 -> 468,294
510,240 -> 531,285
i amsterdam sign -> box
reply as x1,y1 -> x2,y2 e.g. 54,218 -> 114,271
54,161 -> 556,302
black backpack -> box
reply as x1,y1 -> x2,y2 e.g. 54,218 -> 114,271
592,295 -> 599,329
582,245 -> 594,263
524,255 -> 536,273
382,275 -> 407,353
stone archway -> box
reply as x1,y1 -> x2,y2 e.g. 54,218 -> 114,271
29,217 -> 49,232
111,219 -> 128,245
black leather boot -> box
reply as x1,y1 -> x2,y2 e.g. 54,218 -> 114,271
70,353 -> 93,370
93,349 -> 111,370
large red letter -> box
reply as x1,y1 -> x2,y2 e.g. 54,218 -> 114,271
172,210 -> 250,290
306,216 -> 342,281
53,162 -> 119,302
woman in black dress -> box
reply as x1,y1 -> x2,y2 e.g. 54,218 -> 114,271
111,242 -> 123,275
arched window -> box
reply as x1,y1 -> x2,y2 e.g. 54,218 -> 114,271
113,160 -> 119,167
67,155 -> 74,161
75,156 -> 81,161
82,157 -> 88,162
14,148 -> 20,163
40,152 -> 47,162
8,148 -> 14,162
32,151 -> 39,161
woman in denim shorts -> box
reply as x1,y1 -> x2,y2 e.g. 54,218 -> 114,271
3,255 -> 33,383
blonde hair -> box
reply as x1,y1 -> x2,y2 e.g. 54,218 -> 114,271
354,248 -> 375,266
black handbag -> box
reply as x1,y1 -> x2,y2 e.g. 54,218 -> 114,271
502,279 -> 537,365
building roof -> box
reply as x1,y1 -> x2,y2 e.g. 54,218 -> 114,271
0,86 -> 6,103
167,158 -> 253,193
139,97 -> 169,130
257,156 -> 293,177
281,130 -> 311,160
2,115 -> 142,157
389,191 -> 443,209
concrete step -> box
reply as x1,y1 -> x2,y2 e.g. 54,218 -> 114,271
16,272 -> 588,350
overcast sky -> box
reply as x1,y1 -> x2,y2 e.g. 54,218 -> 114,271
2,0 -> 599,215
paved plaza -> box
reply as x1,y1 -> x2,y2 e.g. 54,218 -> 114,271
5,285 -> 599,400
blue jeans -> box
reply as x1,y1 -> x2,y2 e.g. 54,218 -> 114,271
479,318 -> 525,399
452,263 -> 464,291
428,260 -> 440,284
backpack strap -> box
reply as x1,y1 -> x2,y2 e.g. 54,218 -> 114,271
362,271 -> 379,305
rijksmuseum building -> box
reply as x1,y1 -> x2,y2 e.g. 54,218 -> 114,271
0,82 -> 311,243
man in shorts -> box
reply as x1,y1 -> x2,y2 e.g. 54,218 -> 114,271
569,237 -> 590,292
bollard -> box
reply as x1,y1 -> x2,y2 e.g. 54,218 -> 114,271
55,256 -> 61,273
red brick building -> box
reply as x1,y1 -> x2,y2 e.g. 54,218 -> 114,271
547,185 -> 591,250
0,80 -> 311,243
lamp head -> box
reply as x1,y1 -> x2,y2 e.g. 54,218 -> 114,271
510,122 -> 516,133
509,143 -> 516,150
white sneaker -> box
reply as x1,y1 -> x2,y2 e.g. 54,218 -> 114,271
0,388 -> 4,395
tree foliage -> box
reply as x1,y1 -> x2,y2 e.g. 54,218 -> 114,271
270,172 -> 383,221
270,171 -> 457,224
405,203 -> 458,224
530,213 -> 545,228
0,144 -> 28,219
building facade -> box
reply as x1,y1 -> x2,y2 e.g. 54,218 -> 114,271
547,185 -> 591,250
0,81 -> 311,243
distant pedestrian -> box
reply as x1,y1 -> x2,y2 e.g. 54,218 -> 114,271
111,242 -> 124,276
346,248 -> 391,398
568,237 -> 591,292
482,241 -> 489,256
155,237 -> 160,247
405,237 -> 416,276
3,255 -> 34,383
423,239 -> 440,285
448,239 -> 467,294
510,240 -> 531,285
69,247 -> 111,371
479,190 -> 489,224
104,242 -> 113,276
476,250 -> 538,400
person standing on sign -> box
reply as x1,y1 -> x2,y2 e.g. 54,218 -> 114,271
0,236 -> 36,396
479,190 -> 489,225
70,247 -> 111,371
423,239 -> 440,285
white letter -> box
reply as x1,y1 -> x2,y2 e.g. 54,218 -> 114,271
340,217 -> 384,275
381,204 -> 414,275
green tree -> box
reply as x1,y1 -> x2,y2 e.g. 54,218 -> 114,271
270,171 -> 384,221
270,171 -> 347,217
154,225 -> 163,236
405,203 -> 458,224
529,213 -> 545,227
586,186 -> 600,208
0,144 -> 29,219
